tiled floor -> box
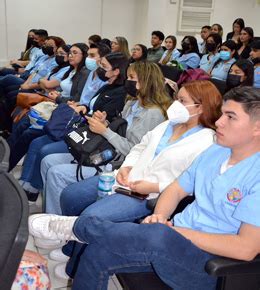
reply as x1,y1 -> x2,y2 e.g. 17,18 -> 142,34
13,164 -> 122,290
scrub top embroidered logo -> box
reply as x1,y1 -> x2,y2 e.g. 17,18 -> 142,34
227,188 -> 242,203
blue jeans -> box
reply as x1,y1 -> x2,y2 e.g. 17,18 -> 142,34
70,217 -> 217,290
41,153 -> 97,214
61,175 -> 152,278
20,135 -> 69,190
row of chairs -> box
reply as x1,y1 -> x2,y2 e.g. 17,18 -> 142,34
0,137 -> 29,290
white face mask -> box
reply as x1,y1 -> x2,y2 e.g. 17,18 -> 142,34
167,100 -> 200,125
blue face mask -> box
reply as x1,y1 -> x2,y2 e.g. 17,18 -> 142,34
219,50 -> 231,61
85,57 -> 98,71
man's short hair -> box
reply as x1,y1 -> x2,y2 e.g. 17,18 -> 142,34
202,25 -> 211,30
223,87 -> 260,120
35,29 -> 48,39
250,40 -> 260,50
151,30 -> 165,41
90,43 -> 111,57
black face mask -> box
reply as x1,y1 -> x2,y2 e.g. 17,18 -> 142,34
96,67 -> 110,81
55,55 -> 67,66
32,40 -> 40,48
226,74 -> 242,89
206,42 -> 217,52
42,46 -> 54,56
181,42 -> 190,52
251,57 -> 260,65
125,80 -> 138,97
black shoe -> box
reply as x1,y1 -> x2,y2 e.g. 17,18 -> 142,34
24,190 -> 39,202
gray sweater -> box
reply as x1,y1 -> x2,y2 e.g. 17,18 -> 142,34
102,100 -> 165,156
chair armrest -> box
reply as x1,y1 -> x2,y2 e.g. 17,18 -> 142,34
205,255 -> 260,276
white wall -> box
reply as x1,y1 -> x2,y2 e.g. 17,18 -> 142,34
1,0 -> 260,65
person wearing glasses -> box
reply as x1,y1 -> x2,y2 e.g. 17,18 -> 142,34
129,44 -> 148,63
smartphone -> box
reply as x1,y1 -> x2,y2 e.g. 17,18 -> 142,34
114,187 -> 148,200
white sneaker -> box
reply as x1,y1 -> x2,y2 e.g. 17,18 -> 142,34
54,262 -> 70,281
49,248 -> 70,262
29,214 -> 80,242
34,237 -> 65,249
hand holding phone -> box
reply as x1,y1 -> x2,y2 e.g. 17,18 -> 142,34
114,187 -> 149,200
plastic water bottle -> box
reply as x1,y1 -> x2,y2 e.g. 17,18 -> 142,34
97,164 -> 115,198
89,149 -> 114,165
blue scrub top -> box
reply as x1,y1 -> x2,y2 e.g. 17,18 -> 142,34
175,144 -> 260,234
199,53 -> 220,73
211,58 -> 236,81
79,71 -> 106,106
154,124 -> 203,158
175,52 -> 201,69
31,56 -> 57,83
253,66 -> 260,88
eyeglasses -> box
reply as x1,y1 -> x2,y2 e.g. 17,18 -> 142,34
131,48 -> 141,52
69,51 -> 83,56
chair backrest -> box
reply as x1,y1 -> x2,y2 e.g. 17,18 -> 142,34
0,137 -> 10,173
0,172 -> 29,289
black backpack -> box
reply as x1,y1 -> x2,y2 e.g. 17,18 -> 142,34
64,116 -> 127,180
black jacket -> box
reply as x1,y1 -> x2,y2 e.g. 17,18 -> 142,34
86,84 -> 127,122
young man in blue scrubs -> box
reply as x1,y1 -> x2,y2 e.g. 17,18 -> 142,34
29,87 -> 260,290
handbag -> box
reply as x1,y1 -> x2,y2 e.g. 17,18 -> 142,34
12,92 -> 52,123
28,101 -> 58,129
43,103 -> 83,141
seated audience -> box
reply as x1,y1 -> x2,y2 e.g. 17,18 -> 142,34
198,25 -> 211,54
200,33 -> 222,73
147,31 -> 165,63
211,23 -> 223,37
18,52 -> 128,203
226,59 -> 254,90
29,86 -> 260,290
175,36 -> 201,69
129,44 -> 147,63
210,40 -> 236,81
111,36 -> 130,58
226,18 -> 245,43
38,80 -> 223,279
250,40 -> 260,88
237,27 -> 254,60
159,35 -> 179,65
7,43 -> 88,171
40,61 -> 171,216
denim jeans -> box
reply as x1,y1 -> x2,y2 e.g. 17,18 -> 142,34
70,217 -> 217,290
61,175 -> 152,278
41,153 -> 97,214
8,119 -> 44,171
20,136 -> 68,190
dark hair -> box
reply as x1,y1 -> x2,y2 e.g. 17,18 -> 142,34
151,30 -> 165,41
222,40 -> 237,51
241,27 -> 254,42
181,35 -> 200,55
223,87 -> 260,120
49,44 -> 70,77
129,44 -> 148,63
202,25 -> 211,30
25,29 -> 37,51
90,43 -> 111,57
105,52 -> 129,85
47,36 -> 66,48
232,18 -> 245,31
229,59 -> 254,86
206,33 -> 222,47
250,40 -> 260,50
34,29 -> 48,39
63,42 -> 89,80
88,34 -> 102,44
100,38 -> 111,49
